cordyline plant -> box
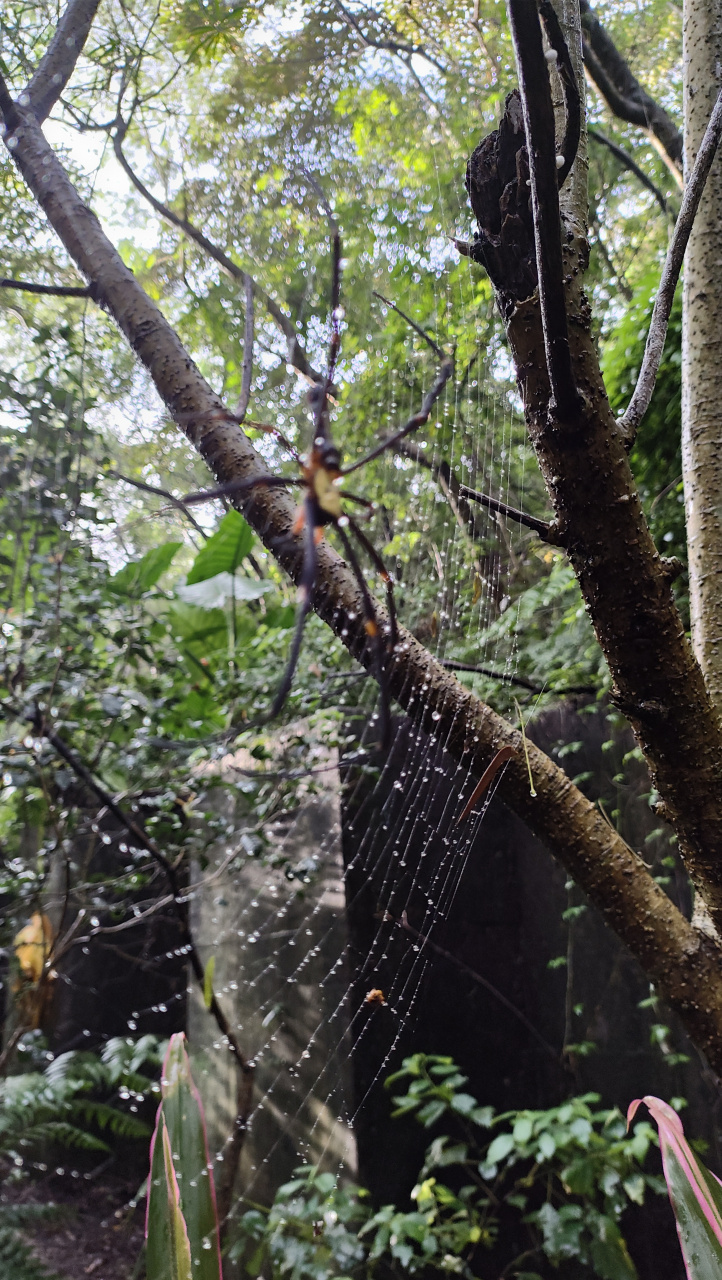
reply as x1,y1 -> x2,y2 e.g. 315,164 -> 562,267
146,1033 -> 222,1280
4,0 -> 722,1127
628,1097 -> 722,1280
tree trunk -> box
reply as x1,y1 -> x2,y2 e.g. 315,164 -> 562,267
683,0 -> 722,720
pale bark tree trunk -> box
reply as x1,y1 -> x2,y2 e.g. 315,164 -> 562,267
683,0 -> 722,718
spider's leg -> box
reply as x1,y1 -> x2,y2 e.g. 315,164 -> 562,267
182,475 -> 302,507
334,518 -> 391,749
345,515 -> 399,651
266,496 -> 317,721
341,354 -> 454,476
338,491 -> 374,513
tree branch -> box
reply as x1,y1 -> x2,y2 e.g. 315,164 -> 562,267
25,0 -> 101,123
109,471 -> 208,539
588,128 -> 668,214
112,123 -> 322,384
439,657 -> 596,696
8,75 -> 722,1072
538,0 -> 581,189
580,0 -> 684,183
457,481 -> 561,543
619,86 -> 722,447
507,0 -> 580,423
0,276 -> 92,297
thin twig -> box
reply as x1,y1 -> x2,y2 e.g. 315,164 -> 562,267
619,86 -> 722,446
0,276 -> 92,297
372,289 -> 444,359
508,0 -> 580,423
456,482 -> 560,542
110,471 -> 208,538
0,1024 -> 30,1076
112,124 -> 321,383
31,712 -> 252,1076
441,657 -> 596,695
588,128 -> 668,214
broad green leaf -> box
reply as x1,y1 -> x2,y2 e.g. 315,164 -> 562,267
186,510 -> 254,584
146,1033 -> 222,1280
628,1096 -> 722,1280
177,571 -> 272,608
109,543 -> 182,597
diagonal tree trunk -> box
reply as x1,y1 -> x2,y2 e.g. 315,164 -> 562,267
5,0 -> 722,1071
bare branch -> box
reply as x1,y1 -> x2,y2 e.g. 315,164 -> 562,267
32,710 -> 252,1080
440,657 -> 596,695
331,0 -> 449,78
619,87 -> 722,447
458,481 -> 561,543
588,128 -> 668,214
372,289 -> 444,358
109,471 -> 208,538
113,124 -> 322,383
507,0 -> 580,423
0,276 -> 92,297
580,0 -> 683,183
25,0 -> 101,123
538,0 -> 581,189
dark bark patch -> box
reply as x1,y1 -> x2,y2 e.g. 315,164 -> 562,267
465,91 -> 537,314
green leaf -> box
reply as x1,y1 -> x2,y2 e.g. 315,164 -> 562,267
146,1115 -> 193,1280
628,1096 -> 722,1280
177,571 -> 272,608
109,543 -> 182,597
588,1214 -> 638,1280
146,1034 -> 222,1280
186,510 -> 254,583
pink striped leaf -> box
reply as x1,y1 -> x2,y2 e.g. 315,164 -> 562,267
627,1096 -> 722,1279
146,1033 -> 222,1280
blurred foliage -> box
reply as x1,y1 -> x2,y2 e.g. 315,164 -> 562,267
233,1054 -> 665,1280
0,1034 -> 165,1279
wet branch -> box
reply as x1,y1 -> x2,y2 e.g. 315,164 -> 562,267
588,128 -> 668,214
580,0 -> 683,182
458,481 -> 560,543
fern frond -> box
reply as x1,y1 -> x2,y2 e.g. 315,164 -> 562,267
0,1225 -> 61,1280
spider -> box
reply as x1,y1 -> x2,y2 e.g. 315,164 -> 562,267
182,197 -> 453,741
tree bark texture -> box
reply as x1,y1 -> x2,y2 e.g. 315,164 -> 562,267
466,90 -> 722,929
683,0 -> 722,718
5,19 -> 722,1069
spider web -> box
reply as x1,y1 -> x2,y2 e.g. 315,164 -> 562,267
178,232 -> 537,1212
